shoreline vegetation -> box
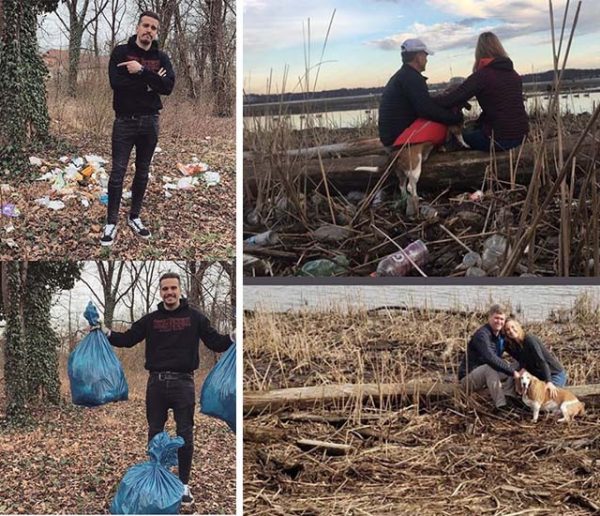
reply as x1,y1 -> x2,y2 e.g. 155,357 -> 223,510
242,2 -> 600,278
243,302 -> 600,515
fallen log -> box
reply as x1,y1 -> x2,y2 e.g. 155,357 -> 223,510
243,381 -> 600,413
244,134 -> 597,197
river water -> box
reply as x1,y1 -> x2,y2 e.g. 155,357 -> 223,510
244,91 -> 599,131
244,284 -> 600,322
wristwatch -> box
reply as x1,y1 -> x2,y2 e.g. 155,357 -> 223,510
137,66 -> 145,75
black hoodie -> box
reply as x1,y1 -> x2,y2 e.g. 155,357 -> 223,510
108,35 -> 175,116
108,299 -> 232,372
434,57 -> 528,141
458,323 -> 516,380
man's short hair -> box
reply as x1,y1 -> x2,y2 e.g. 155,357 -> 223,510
401,51 -> 419,64
139,10 -> 160,24
488,303 -> 508,317
159,272 -> 180,285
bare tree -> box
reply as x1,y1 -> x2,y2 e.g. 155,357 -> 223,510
56,0 -> 109,96
79,261 -> 141,328
100,0 -> 128,51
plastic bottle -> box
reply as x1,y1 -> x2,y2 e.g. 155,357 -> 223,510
299,255 -> 349,277
462,251 -> 482,269
244,230 -> 277,246
481,235 -> 508,272
376,240 -> 429,277
466,266 -> 487,277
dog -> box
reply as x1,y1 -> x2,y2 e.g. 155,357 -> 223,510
517,370 -> 585,423
383,122 -> 469,217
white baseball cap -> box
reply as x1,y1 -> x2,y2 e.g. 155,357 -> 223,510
401,38 -> 434,55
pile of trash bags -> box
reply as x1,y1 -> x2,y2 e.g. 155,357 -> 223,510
111,432 -> 184,514
200,343 -> 236,432
68,301 -> 128,407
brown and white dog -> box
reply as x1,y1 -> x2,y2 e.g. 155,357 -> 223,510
517,371 -> 585,423
383,125 -> 469,216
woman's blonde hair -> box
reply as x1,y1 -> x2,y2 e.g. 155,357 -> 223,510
474,32 -> 509,71
504,318 -> 526,345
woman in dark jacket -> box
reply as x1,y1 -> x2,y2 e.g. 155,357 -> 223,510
434,32 -> 528,151
504,318 -> 566,399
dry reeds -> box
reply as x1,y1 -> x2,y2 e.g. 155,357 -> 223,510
244,305 -> 600,515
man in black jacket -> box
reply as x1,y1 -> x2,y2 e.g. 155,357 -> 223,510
101,10 -> 175,246
378,38 -> 463,147
458,304 -> 520,410
107,272 -> 233,504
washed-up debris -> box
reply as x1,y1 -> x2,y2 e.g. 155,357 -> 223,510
245,230 -> 278,246
376,240 -> 429,277
3,238 -> 18,248
29,156 -> 43,166
1,203 -> 20,217
3,223 -> 15,233
35,197 -> 66,210
298,255 -> 349,277
313,224 -> 351,243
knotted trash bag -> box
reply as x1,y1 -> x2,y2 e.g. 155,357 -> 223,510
200,343 -> 236,432
110,432 -> 185,515
68,301 -> 128,407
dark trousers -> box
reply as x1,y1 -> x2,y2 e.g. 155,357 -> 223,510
462,127 -> 524,152
146,374 -> 195,484
107,114 -> 159,224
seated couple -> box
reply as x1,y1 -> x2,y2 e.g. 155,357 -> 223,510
378,32 -> 528,152
459,303 -> 566,411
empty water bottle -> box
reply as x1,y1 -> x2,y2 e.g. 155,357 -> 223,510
462,251 -> 482,269
481,235 -> 508,272
244,230 -> 277,246
466,266 -> 487,277
376,240 -> 429,276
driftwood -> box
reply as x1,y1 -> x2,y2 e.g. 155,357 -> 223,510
244,134 -> 596,196
243,381 -> 600,413
296,438 -> 353,455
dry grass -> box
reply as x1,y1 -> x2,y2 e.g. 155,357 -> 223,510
243,304 -> 600,515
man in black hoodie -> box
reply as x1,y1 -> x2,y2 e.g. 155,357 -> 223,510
107,272 -> 233,504
101,11 -> 175,247
378,38 -> 463,148
458,303 -> 520,411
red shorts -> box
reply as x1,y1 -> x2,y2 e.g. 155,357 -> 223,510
393,118 -> 448,147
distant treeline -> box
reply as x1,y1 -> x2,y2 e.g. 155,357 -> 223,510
245,68 -> 600,105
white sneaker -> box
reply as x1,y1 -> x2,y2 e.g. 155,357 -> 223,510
100,224 -> 117,246
181,484 -> 194,504
127,217 -> 151,239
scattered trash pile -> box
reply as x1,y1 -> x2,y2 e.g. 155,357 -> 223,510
163,156 -> 221,197
0,153 -> 221,218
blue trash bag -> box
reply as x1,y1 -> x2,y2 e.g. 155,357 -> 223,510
110,432 -> 185,515
67,301 -> 128,407
200,343 -> 236,432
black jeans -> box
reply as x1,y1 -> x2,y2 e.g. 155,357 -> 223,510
146,373 -> 195,484
107,114 -> 159,224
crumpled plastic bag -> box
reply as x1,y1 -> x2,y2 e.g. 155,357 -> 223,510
110,432 -> 185,515
67,302 -> 128,407
199,343 -> 236,432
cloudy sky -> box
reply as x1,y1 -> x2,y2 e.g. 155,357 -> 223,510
243,0 -> 600,94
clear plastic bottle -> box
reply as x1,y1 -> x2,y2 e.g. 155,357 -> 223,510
462,251 -> 482,269
244,230 -> 277,246
376,240 -> 429,276
481,235 -> 508,272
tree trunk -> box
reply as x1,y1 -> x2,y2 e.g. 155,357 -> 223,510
244,381 -> 600,413
0,0 -> 51,168
1,262 -> 31,424
173,4 -> 196,99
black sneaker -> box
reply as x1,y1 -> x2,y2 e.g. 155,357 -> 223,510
127,217 -> 151,239
100,224 -> 117,247
182,485 -> 194,505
